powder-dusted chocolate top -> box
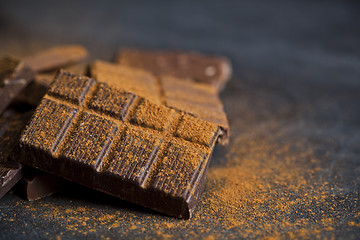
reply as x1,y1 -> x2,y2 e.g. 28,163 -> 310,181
115,48 -> 232,91
91,60 -> 229,145
0,57 -> 34,114
19,70 -> 220,218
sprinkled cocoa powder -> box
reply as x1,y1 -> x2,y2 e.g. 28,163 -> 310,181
90,60 -> 229,145
0,71 -> 357,238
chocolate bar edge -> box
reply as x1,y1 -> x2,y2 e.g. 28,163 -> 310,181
18,143 -> 217,218
16,169 -> 65,201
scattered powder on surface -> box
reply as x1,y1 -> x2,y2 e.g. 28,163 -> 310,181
1,119 -> 359,239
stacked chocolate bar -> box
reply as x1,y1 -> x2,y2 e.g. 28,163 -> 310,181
0,46 -> 231,219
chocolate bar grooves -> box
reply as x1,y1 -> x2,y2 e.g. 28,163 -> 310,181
94,124 -> 119,172
122,136 -> 149,182
163,150 -> 188,195
60,113 -> 119,169
137,141 -> 161,187
19,71 -> 220,218
115,48 -> 232,91
150,142 -> 180,190
105,129 -> 163,187
48,71 -> 95,105
155,75 -> 166,105
88,83 -> 137,121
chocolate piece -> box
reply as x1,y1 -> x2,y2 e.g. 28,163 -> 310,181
23,45 -> 88,72
90,60 -> 229,145
0,112 -> 33,198
0,56 -> 34,115
19,71 -> 220,218
2,104 -> 64,201
89,61 -> 161,104
115,48 -> 232,91
1,44 -> 88,115
16,168 -> 65,201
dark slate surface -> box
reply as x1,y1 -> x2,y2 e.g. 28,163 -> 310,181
0,0 -> 359,239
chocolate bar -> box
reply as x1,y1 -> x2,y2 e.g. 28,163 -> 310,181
0,111 -> 33,198
90,60 -> 229,145
23,45 -> 88,72
16,168 -> 65,201
115,48 -> 232,91
19,70 -> 221,218
0,56 -> 34,115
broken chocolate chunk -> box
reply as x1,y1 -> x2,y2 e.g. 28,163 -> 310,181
90,60 -> 229,145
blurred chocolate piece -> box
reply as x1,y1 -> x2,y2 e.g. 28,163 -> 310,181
0,56 -> 34,115
19,71 -> 220,218
0,164 -> 23,199
0,111 -> 33,198
115,48 -> 232,91
16,168 -> 65,201
23,45 -> 88,72
0,45 -> 89,199
91,60 -> 229,145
